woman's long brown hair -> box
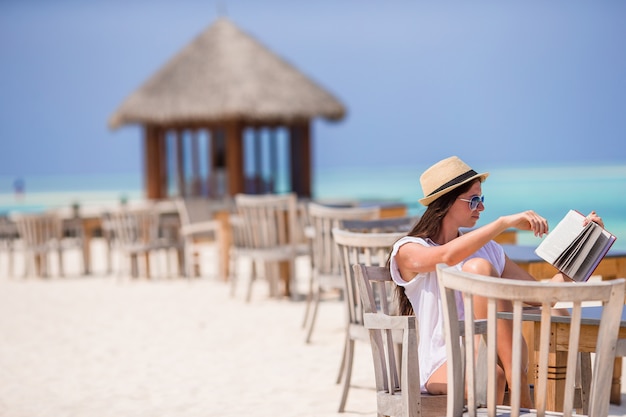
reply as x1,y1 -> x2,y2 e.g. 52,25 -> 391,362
394,179 -> 479,315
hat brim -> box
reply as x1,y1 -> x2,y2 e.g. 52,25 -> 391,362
419,172 -> 489,206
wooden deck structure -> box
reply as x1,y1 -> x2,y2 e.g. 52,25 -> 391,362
109,18 -> 345,200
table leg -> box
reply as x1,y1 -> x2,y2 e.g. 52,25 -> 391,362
528,321 -> 567,412
279,261 -> 291,297
82,234 -> 91,275
215,211 -> 230,280
81,217 -> 102,276
611,357 -> 622,405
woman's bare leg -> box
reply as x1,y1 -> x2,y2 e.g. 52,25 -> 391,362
426,360 -> 506,402
462,258 -> 533,408
425,362 -> 448,395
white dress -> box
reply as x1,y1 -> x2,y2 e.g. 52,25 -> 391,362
389,235 -> 506,392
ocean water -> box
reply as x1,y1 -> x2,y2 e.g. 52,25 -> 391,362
2,163 -> 625,250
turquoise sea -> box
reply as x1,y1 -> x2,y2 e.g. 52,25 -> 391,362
2,163 -> 625,250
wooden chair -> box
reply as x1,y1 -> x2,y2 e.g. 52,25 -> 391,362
0,215 -> 18,277
13,211 -> 84,278
176,198 -> 229,279
332,228 -> 406,413
353,264 -> 448,417
233,193 -> 307,301
302,202 -> 380,344
227,213 -> 253,297
106,207 -> 181,279
436,263 -> 625,417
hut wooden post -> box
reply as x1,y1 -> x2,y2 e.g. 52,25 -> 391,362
289,121 -> 311,198
144,125 -> 166,199
175,129 -> 185,197
225,121 -> 244,195
190,129 -> 201,196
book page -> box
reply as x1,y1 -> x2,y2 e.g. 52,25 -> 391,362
575,229 -> 617,282
535,210 -> 586,263
561,225 -> 603,281
553,222 -> 595,271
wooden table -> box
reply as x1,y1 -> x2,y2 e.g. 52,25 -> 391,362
502,245 -> 626,409
501,306 -> 626,412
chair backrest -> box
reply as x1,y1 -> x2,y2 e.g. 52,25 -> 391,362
13,212 -> 63,248
341,215 -> 419,234
436,263 -> 625,417
332,228 -> 404,331
176,197 -> 232,227
234,193 -> 299,251
0,215 -> 19,246
106,208 -> 159,248
308,202 -> 380,278
353,264 -> 448,417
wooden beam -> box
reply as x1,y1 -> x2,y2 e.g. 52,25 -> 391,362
289,121 -> 311,198
269,129 -> 278,193
191,129 -> 200,196
175,129 -> 185,197
157,127 -> 167,199
144,125 -> 163,199
207,129 -> 214,196
224,121 -> 244,196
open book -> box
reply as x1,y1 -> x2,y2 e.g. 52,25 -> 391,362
535,210 -> 616,282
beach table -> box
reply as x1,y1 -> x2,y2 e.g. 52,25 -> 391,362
499,306 -> 626,412
502,244 -> 626,410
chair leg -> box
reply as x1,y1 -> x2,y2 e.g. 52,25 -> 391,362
304,284 -> 322,343
130,253 -> 139,278
143,252 -> 151,278
163,248 -> 172,279
23,251 -> 34,278
176,247 -> 185,278
57,248 -> 65,277
184,240 -> 194,279
229,249 -> 238,297
263,261 -> 283,298
7,245 -> 14,277
577,352 -> 592,414
245,260 -> 257,303
268,262 -> 280,297
337,338 -> 355,412
38,253 -> 48,278
28,252 -> 39,278
336,332 -> 349,384
301,273 -> 315,328
105,234 -> 113,275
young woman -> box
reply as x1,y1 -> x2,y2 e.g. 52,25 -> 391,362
390,156 -> 603,407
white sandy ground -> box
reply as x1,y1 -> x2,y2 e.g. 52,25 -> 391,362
0,240 -> 625,417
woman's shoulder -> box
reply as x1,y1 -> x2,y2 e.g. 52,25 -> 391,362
394,235 -> 434,247
391,236 -> 434,256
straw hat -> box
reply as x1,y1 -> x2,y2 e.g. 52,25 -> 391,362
419,156 -> 489,206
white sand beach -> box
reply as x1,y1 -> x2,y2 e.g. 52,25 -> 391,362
0,242 -> 625,417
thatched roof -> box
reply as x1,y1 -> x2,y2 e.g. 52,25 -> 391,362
109,18 -> 346,129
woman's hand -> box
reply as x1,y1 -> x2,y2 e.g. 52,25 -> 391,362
502,210 -> 549,237
583,210 -> 604,228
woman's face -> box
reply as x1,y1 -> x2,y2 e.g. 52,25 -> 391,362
448,181 -> 484,228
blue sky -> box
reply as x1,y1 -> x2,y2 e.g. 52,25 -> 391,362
1,0 -> 626,177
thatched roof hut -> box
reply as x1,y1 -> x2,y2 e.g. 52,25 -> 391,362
109,17 -> 346,199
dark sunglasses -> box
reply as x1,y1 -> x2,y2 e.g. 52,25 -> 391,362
458,195 -> 484,210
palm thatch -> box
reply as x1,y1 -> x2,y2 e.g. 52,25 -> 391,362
108,18 -> 346,129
